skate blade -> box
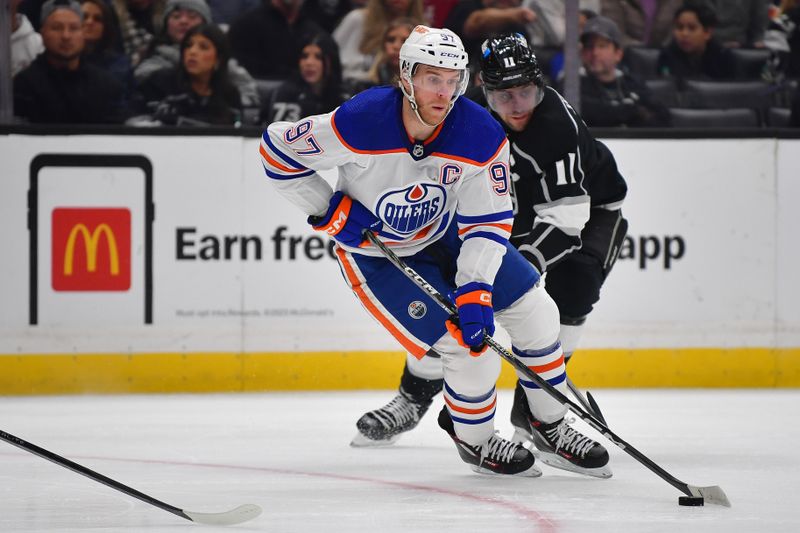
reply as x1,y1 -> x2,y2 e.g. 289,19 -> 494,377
533,450 -> 613,479
350,431 -> 401,448
470,463 -> 542,478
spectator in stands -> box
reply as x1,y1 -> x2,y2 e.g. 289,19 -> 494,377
708,0 -> 769,48
110,0 -> 167,67
81,0 -> 135,94
425,0 -> 460,29
136,23 -> 242,125
262,32 -> 345,123
334,0 -> 426,86
525,0 -> 599,49
764,0 -> 800,78
228,0 -> 325,80
305,0 -> 357,34
657,0 -> 736,82
206,0 -> 260,26
10,0 -> 44,76
571,14 -> 669,126
365,17 -> 416,87
790,83 -> 800,126
16,0 -> 47,31
134,0 -> 259,107
444,0 -> 536,73
14,0 -> 128,124
601,0 -> 683,47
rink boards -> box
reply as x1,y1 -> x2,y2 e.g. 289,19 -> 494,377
0,132 -> 798,392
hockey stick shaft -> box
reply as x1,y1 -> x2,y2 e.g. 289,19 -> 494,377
0,429 -> 262,524
365,231 -> 729,506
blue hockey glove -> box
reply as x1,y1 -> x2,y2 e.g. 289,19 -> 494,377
309,191 -> 382,248
446,282 -> 495,357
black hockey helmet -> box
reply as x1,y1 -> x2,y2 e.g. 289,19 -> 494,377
479,33 -> 544,90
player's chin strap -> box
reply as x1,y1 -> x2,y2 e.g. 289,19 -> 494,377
399,78 -> 454,129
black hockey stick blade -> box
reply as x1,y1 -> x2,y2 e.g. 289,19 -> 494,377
365,231 -> 731,507
0,429 -> 263,525
586,390 -> 608,425
566,376 -> 607,425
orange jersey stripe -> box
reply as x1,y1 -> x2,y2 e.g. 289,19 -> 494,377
335,247 -> 427,359
259,144 -> 305,174
444,396 -> 497,415
431,137 -> 508,166
457,223 -> 513,236
529,354 -> 565,374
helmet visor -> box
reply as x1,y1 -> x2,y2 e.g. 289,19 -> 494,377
484,83 -> 544,116
410,67 -> 469,102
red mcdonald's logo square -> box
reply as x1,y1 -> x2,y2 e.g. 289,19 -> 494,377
52,208 -> 131,291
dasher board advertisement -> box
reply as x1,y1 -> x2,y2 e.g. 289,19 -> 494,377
28,154 -> 154,326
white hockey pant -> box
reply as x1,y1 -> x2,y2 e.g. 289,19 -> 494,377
429,283 -> 567,446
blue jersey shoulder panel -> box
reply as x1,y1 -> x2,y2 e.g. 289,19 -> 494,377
333,87 -> 406,152
435,97 -> 507,165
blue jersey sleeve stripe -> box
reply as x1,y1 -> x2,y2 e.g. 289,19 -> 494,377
463,231 -> 509,245
262,132 -> 308,171
457,211 -> 514,224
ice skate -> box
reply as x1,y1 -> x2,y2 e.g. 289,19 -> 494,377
510,383 -> 612,478
437,406 -> 541,477
350,392 -> 432,447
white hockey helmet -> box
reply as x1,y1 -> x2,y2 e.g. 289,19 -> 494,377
399,26 -> 470,126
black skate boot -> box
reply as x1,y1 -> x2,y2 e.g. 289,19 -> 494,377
351,366 -> 443,447
510,382 -> 612,478
437,406 -> 541,477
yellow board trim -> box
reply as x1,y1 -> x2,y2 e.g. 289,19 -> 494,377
1,348 -> 799,395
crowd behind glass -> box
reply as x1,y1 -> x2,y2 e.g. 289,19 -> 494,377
8,0 -> 800,128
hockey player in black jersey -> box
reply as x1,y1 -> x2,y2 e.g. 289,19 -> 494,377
353,33 -> 627,479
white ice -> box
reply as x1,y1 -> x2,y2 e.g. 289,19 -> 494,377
1,389 -> 798,532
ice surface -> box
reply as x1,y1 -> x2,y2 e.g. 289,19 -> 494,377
1,389 -> 798,532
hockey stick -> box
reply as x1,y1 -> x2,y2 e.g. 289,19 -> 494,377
566,376 -> 607,425
0,429 -> 262,525
365,231 -> 731,507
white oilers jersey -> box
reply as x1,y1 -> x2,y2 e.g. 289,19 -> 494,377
261,86 -> 514,286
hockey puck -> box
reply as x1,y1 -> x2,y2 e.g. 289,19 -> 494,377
678,496 -> 705,506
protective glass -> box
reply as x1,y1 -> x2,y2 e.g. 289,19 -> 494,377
485,83 -> 544,115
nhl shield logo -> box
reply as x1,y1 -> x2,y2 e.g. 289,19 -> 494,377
412,143 -> 424,158
408,301 -> 427,319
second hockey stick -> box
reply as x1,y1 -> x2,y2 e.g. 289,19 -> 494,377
365,231 -> 730,507
0,429 -> 262,525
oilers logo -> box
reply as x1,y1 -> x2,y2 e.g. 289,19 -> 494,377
408,301 -> 427,319
376,182 -> 446,235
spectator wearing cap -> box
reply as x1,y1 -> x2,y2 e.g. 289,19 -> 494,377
657,0 -> 735,82
565,14 -> 669,127
601,0 -> 684,47
134,0 -> 260,107
227,0 -> 326,80
13,0 -> 128,124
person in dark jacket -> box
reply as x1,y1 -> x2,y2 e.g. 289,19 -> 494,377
227,0 -> 325,80
657,0 -> 736,82
14,0 -> 127,124
80,0 -> 135,97
137,23 -> 241,125
263,32 -> 346,123
573,15 -> 670,127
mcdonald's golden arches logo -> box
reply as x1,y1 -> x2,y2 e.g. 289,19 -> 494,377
52,208 -> 131,291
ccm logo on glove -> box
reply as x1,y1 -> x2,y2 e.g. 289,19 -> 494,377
310,191 -> 383,248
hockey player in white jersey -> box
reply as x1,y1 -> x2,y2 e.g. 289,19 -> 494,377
352,33 -> 623,479
261,25 -> 609,477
